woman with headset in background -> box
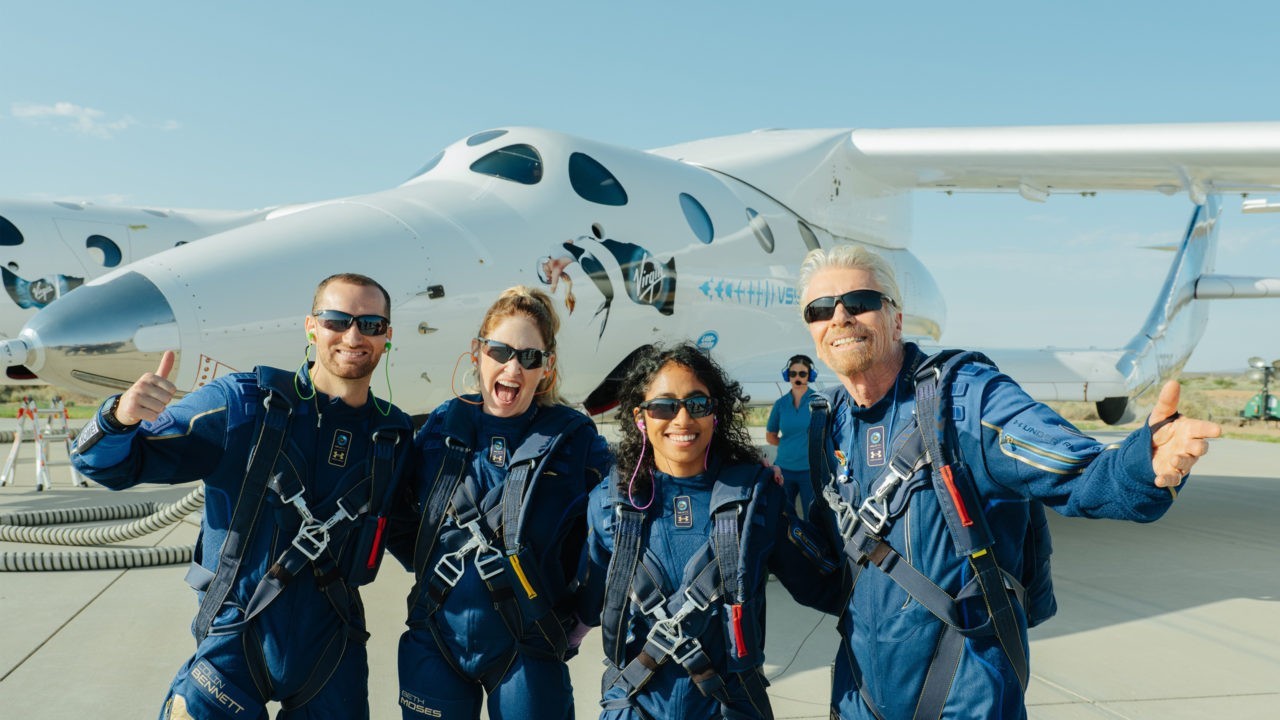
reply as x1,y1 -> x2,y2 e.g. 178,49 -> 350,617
389,286 -> 611,720
578,342 -> 843,720
765,354 -> 819,519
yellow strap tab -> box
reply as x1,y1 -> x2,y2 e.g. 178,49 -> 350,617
971,549 -> 988,559
509,554 -> 538,599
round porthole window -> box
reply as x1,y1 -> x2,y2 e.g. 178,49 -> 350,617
680,193 -> 713,244
747,208 -> 774,253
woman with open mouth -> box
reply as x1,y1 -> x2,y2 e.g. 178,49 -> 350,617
391,285 -> 611,720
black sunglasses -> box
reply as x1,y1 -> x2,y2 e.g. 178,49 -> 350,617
802,289 -> 895,324
476,337 -> 551,370
313,310 -> 390,337
638,395 -> 717,420
787,370 -> 808,379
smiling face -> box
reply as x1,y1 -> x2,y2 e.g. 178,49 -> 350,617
474,313 -> 551,418
633,361 -> 714,478
305,280 -> 390,389
803,266 -> 902,381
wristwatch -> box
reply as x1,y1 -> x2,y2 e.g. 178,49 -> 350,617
101,395 -> 132,433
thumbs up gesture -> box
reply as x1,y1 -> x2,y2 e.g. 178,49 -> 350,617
113,351 -> 177,426
1148,379 -> 1222,488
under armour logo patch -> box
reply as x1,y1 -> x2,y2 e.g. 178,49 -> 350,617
866,425 -> 886,467
674,495 -> 693,528
489,436 -> 507,467
329,429 -> 352,467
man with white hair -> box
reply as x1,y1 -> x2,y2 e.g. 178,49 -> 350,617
799,244 -> 1220,719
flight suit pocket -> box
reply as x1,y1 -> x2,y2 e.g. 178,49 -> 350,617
722,596 -> 763,672
343,513 -> 388,587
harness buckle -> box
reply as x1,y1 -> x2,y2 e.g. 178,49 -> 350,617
682,586 -> 712,613
856,499 -> 889,535
857,462 -> 909,535
649,619 -> 702,665
636,591 -> 667,620
826,490 -> 860,541
292,522 -> 330,561
433,550 -> 467,587
475,549 -> 505,581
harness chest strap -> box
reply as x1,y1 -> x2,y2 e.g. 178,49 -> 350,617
601,487 -> 764,713
807,350 -> 1033,720
407,406 -> 590,663
190,367 -> 407,711
233,430 -> 399,635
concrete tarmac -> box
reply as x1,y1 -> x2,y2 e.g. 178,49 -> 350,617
1,431 -> 1277,719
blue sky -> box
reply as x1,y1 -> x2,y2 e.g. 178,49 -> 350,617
2,1 -> 1279,371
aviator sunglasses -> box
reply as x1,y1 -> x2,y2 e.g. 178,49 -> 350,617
802,289 -> 896,324
475,337 -> 551,370
638,396 -> 717,420
313,310 -> 390,337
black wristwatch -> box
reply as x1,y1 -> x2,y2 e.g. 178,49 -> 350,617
101,395 -> 132,433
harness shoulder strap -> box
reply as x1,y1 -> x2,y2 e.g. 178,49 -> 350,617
192,368 -> 295,643
410,401 -> 475,580
912,349 -> 1030,699
500,406 -> 593,552
601,486 -> 647,666
912,349 -> 997,555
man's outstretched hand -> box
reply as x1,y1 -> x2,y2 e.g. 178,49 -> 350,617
1148,379 -> 1221,488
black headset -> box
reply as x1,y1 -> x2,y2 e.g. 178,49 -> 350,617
781,354 -> 817,382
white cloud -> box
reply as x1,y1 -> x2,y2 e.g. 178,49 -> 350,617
11,101 -> 137,139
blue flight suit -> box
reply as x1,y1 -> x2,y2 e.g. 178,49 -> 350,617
579,461 -> 843,720
71,369 -> 412,720
819,344 -> 1182,719
766,388 -> 817,516
391,397 -> 611,720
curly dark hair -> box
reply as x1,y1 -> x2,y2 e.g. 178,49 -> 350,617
613,342 -> 760,504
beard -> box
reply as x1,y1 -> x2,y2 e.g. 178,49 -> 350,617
819,331 -> 893,379
318,350 -> 378,381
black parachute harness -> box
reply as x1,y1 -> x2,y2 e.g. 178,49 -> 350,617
597,464 -> 776,720
186,366 -> 406,711
405,403 -> 593,681
808,350 -> 1054,720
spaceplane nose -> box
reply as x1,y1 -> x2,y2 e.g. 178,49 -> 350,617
10,271 -> 179,396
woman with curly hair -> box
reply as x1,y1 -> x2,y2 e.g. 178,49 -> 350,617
579,342 -> 843,720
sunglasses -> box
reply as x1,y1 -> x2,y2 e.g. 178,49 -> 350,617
802,289 -> 895,324
787,371 -> 809,379
313,310 -> 390,337
638,395 -> 717,420
475,337 -> 551,370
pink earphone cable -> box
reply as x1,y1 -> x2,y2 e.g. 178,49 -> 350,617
627,424 -> 656,509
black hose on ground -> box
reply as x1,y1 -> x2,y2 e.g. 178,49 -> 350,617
0,486 -> 203,571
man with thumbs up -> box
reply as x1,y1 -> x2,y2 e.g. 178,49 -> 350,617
796,246 -> 1222,720
72,273 -> 414,720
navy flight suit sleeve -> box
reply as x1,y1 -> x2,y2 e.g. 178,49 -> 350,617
765,481 -> 846,615
576,475 -> 616,628
71,383 -> 232,491
968,368 -> 1177,522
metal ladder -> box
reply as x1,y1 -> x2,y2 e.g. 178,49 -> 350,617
0,397 -> 87,491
